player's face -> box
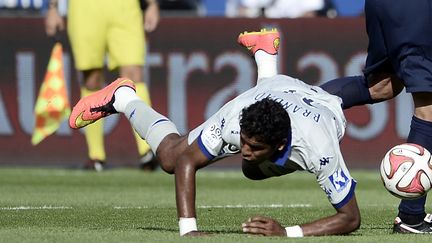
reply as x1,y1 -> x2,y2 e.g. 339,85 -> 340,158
240,132 -> 277,164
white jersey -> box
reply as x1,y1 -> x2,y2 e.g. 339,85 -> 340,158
188,75 -> 356,208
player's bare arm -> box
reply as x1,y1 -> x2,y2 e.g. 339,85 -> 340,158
300,194 -> 360,236
143,0 -> 160,32
242,194 -> 360,236
174,140 -> 211,236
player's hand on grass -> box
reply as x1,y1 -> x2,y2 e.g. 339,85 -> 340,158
242,216 -> 286,236
183,231 -> 209,236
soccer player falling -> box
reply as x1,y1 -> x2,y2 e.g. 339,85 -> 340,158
69,29 -> 360,237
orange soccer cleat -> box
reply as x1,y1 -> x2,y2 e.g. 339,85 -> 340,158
237,28 -> 280,55
69,78 -> 135,129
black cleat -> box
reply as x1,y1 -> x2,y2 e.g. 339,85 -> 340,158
393,214 -> 432,233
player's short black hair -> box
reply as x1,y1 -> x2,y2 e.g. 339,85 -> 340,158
239,98 -> 291,147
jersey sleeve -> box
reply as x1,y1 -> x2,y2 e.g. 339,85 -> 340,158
188,96 -> 243,161
187,105 -> 229,160
308,127 -> 356,209
318,163 -> 357,208
196,121 -> 224,160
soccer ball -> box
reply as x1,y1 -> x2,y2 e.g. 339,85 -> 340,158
380,143 -> 432,199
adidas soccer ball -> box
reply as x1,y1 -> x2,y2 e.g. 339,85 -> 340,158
380,143 -> 432,199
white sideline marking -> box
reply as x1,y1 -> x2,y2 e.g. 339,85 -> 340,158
0,206 -> 72,210
112,204 -> 311,209
198,204 -> 311,209
114,206 -> 149,209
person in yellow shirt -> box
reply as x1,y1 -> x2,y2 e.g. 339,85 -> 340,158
44,0 -> 160,171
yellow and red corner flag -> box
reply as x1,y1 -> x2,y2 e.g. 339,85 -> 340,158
31,42 -> 70,145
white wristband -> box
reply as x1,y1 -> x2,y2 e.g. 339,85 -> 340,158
285,225 -> 304,237
179,217 -> 198,236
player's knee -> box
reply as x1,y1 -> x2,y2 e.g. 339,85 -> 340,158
148,151 -> 173,173
120,65 -> 142,82
160,163 -> 175,174
156,153 -> 175,174
83,69 -> 104,90
368,72 -> 403,100
413,92 -> 432,121
154,136 -> 186,174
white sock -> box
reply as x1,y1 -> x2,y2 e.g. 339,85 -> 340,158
255,50 -> 278,82
124,100 -> 180,153
113,87 -> 140,113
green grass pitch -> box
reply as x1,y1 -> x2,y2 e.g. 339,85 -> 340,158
0,167 -> 430,242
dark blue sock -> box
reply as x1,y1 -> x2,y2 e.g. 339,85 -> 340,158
320,76 -> 373,109
398,116 -> 432,223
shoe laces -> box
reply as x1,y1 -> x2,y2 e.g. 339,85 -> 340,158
89,96 -> 116,114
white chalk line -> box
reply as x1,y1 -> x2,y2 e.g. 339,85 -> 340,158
0,205 -> 72,210
0,204 -> 398,211
198,204 -> 312,209
112,204 -> 312,210
113,206 -> 149,209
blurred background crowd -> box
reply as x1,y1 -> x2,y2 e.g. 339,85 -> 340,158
0,0 -> 364,18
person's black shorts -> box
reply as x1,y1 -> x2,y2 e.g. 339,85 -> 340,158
363,0 -> 432,93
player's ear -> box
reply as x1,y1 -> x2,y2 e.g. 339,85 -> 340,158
277,138 -> 288,151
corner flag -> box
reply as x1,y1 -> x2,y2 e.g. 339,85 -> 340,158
31,42 -> 70,145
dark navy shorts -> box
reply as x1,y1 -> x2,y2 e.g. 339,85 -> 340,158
363,0 -> 432,93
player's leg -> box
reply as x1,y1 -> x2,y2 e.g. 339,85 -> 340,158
396,93 -> 432,231
320,72 -> 403,109
320,0 -> 404,109
81,69 -> 106,170
120,65 -> 158,170
68,0 -> 109,170
117,82 -> 188,173
407,94 -> 432,161
396,93 -> 432,232
320,76 -> 372,109
108,0 -> 158,170
116,90 -> 182,174
322,0 -> 389,109
237,29 -> 280,82
374,0 -> 432,233
69,78 -> 183,173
